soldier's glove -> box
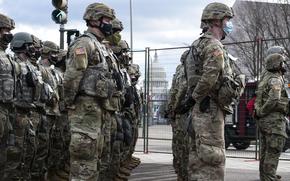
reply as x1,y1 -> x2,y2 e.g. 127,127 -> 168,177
252,109 -> 260,119
175,96 -> 196,114
199,96 -> 210,113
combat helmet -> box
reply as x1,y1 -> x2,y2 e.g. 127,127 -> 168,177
128,64 -> 140,78
201,2 -> 233,22
112,18 -> 123,33
42,41 -> 59,54
0,13 -> 15,30
119,40 -> 129,51
83,3 -> 115,22
265,53 -> 286,72
266,46 -> 287,57
10,32 -> 34,51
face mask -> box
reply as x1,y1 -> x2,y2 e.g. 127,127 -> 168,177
0,33 -> 13,50
106,32 -> 121,46
99,21 -> 113,37
26,44 -> 36,58
281,61 -> 287,74
49,54 -> 58,64
223,21 -> 233,35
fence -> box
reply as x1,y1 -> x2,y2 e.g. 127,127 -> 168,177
133,37 -> 290,160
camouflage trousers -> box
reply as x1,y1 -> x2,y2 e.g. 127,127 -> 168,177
129,117 -> 140,158
46,113 -> 71,181
99,110 -> 114,181
68,96 -> 104,180
4,108 -> 39,180
175,114 -> 189,180
30,114 -> 50,180
188,99 -> 225,181
259,131 -> 286,181
0,105 -> 10,180
107,113 -> 122,180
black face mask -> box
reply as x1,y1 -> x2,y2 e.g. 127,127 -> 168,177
49,54 -> 58,64
281,61 -> 287,74
26,44 -> 36,59
0,33 -> 13,50
99,21 -> 113,37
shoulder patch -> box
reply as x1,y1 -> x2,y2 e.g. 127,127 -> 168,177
75,47 -> 86,55
213,49 -> 223,57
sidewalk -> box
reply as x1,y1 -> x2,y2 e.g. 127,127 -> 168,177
129,152 -> 290,181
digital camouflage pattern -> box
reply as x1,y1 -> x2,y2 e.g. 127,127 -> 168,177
0,15 -> 16,179
187,30 -> 238,180
170,56 -> 189,181
64,29 -> 110,180
255,53 -> 288,181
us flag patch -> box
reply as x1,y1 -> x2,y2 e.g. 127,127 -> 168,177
75,47 -> 86,55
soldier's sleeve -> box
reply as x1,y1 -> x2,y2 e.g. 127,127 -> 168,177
173,68 -> 187,110
63,39 -> 91,106
257,77 -> 283,117
167,71 -> 178,111
192,43 -> 224,102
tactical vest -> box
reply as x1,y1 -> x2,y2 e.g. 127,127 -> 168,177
15,60 -> 36,108
0,51 -> 14,102
101,47 -> 124,112
77,32 -> 114,99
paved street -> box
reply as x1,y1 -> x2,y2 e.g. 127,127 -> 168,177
129,152 -> 290,181
130,125 -> 290,180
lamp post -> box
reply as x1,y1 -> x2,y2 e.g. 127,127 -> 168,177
129,0 -> 133,62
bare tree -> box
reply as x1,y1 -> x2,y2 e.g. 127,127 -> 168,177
227,0 -> 290,79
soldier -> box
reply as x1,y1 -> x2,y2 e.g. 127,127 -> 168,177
0,13 -> 16,180
39,40 -> 70,180
185,3 -> 244,180
6,32 -> 48,180
100,18 -> 126,181
169,50 -> 189,181
255,46 -> 289,181
126,63 -> 142,169
63,3 -> 115,180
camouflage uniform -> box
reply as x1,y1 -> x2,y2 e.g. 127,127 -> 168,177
171,50 -> 190,181
255,52 -> 288,181
99,18 -> 125,181
40,41 -> 70,181
186,3 -> 244,180
63,3 -> 115,180
0,13 -> 16,180
5,32 -> 48,180
126,63 -> 142,168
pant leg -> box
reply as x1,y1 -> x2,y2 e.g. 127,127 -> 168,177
188,100 -> 225,181
260,133 -> 286,181
68,99 -> 103,181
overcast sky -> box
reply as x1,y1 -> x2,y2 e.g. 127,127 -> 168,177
0,0 -> 238,86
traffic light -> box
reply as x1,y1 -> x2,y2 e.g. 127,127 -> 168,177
51,0 -> 68,24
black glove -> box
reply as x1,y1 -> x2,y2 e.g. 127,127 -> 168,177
175,96 -> 196,114
112,70 -> 123,91
199,96 -> 210,113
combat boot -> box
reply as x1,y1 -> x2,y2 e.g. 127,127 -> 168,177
115,172 -> 128,181
119,167 -> 131,176
131,156 -> 140,162
276,175 -> 282,181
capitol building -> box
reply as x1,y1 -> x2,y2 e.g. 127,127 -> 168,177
148,51 -> 169,123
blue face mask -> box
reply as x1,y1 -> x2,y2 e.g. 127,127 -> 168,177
223,21 -> 233,35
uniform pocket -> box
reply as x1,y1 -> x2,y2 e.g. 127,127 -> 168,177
70,132 -> 97,160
